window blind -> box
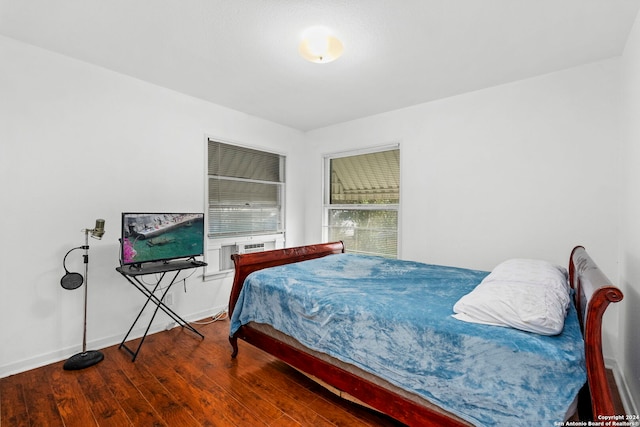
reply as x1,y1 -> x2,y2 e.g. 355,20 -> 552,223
325,147 -> 399,258
208,140 -> 285,238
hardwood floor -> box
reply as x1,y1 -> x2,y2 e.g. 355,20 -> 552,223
1,318 -> 626,426
0,319 -> 403,426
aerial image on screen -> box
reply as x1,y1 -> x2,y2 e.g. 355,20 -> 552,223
120,213 -> 204,266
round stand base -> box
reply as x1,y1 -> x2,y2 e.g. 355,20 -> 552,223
63,350 -> 104,370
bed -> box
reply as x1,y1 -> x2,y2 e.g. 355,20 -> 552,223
228,242 -> 623,426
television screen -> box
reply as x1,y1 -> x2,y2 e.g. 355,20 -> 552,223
120,212 -> 205,266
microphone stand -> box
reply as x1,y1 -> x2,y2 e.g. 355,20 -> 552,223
63,225 -> 105,370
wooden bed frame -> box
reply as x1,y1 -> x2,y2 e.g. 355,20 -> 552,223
228,242 -> 624,426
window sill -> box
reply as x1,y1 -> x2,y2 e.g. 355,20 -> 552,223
202,269 -> 234,282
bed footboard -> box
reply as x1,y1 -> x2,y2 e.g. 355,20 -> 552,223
569,246 -> 624,419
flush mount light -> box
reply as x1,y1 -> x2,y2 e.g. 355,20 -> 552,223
299,26 -> 344,64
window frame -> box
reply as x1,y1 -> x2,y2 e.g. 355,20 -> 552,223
204,137 -> 287,277
322,144 -> 401,258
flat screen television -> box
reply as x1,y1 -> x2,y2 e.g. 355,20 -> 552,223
120,212 -> 205,266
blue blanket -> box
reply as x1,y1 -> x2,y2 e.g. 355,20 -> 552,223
230,253 -> 586,426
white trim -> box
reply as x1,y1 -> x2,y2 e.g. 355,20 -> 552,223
203,134 -> 210,270
204,133 -> 288,157
0,306 -> 225,379
202,268 -> 235,281
203,134 -> 287,274
321,142 -> 400,159
322,144 -> 401,257
397,141 -> 403,259
606,357 -> 639,415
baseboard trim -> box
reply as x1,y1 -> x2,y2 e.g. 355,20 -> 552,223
0,306 -> 223,379
605,357 -> 639,415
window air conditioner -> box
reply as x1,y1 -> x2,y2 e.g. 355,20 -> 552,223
219,240 -> 275,271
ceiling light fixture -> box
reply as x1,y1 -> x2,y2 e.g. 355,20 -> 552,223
299,26 -> 344,64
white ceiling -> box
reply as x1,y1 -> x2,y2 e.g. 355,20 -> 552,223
1,0 -> 638,131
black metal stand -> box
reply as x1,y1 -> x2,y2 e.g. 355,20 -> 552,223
116,260 -> 206,361
63,350 -> 104,370
63,229 -> 104,370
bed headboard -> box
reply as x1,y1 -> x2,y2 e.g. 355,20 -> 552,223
569,246 -> 624,418
228,241 -> 345,316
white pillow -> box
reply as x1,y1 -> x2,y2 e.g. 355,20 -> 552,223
452,259 -> 571,335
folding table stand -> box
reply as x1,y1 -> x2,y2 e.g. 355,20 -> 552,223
116,260 -> 206,361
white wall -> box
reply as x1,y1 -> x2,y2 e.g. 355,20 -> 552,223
0,35 -> 306,376
305,59 -> 622,357
1,27 -> 636,414
619,10 -> 640,414
306,60 -> 620,270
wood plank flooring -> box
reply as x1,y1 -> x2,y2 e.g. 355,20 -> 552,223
0,318 -> 626,426
0,319 -> 403,426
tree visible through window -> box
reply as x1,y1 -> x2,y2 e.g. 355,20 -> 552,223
324,147 -> 399,257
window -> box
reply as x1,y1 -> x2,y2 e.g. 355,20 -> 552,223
206,139 -> 285,273
323,146 -> 400,258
